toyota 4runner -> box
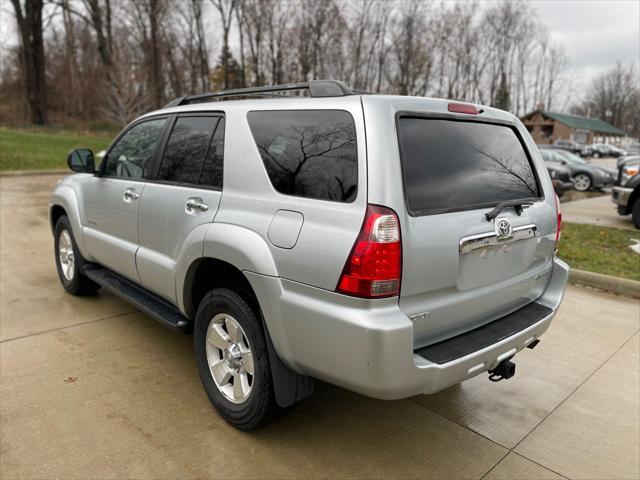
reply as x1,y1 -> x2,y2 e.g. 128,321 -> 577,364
50,80 -> 569,429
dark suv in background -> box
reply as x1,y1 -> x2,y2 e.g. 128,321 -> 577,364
613,157 -> 640,228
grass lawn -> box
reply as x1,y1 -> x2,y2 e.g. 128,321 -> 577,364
558,222 -> 640,281
0,127 -> 114,171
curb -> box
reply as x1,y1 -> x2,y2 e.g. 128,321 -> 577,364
569,268 -> 640,300
0,169 -> 67,177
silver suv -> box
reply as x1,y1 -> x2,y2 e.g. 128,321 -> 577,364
50,80 -> 569,429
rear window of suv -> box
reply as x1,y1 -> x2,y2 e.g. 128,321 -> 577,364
248,110 -> 357,202
397,117 -> 540,215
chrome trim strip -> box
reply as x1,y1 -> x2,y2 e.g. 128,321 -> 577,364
459,224 -> 537,254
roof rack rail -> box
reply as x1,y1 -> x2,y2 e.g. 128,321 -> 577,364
163,80 -> 355,108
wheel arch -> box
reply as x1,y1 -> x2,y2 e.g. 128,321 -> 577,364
182,256 -> 313,407
49,186 -> 90,259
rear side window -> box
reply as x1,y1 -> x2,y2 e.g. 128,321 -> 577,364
248,110 -> 357,202
397,118 -> 540,215
157,116 -> 221,186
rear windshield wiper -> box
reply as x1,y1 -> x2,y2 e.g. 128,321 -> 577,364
485,200 -> 533,221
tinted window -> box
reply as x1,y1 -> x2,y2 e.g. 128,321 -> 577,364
104,118 -> 167,179
397,118 -> 539,215
248,110 -> 357,202
158,116 -> 220,184
200,118 -> 224,188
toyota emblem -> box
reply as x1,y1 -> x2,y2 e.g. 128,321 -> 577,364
494,217 -> 513,240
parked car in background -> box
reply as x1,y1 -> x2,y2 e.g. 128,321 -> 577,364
607,145 -> 626,158
590,143 -> 624,158
552,149 -> 617,183
553,139 -> 591,157
590,144 -> 610,158
546,163 -> 574,197
612,157 -> 640,228
538,148 -> 614,191
627,143 -> 640,155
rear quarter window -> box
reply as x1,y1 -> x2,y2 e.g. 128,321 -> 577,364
248,110 -> 357,202
397,117 -> 540,215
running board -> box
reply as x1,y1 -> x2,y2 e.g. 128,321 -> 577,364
84,266 -> 190,332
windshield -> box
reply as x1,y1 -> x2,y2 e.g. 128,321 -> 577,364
540,150 -> 565,163
556,150 -> 586,164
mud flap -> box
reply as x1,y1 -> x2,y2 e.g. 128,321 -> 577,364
262,315 -> 314,408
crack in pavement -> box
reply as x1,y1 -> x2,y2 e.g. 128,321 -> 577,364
0,310 -> 137,344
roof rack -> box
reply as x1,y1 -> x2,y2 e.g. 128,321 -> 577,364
163,80 -> 356,108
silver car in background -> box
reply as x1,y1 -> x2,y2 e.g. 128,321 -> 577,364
50,80 -> 569,429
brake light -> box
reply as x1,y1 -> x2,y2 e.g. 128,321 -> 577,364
554,194 -> 562,250
447,103 -> 478,115
337,204 -> 402,298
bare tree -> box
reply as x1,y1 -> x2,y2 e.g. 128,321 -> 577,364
209,0 -> 236,89
10,0 -> 48,124
574,63 -> 640,137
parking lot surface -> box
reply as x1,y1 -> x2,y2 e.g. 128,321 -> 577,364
562,193 -> 636,230
1,174 -> 639,479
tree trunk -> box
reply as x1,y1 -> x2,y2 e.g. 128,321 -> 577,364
11,0 -> 48,125
62,0 -> 82,115
149,0 -> 163,107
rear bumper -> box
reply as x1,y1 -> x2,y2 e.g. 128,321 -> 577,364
248,257 -> 570,400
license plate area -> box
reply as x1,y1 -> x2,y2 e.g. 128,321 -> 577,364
458,225 -> 537,290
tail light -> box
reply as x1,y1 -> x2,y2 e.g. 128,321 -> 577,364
554,194 -> 562,251
337,204 -> 402,298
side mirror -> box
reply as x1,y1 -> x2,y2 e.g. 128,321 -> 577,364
67,149 -> 95,173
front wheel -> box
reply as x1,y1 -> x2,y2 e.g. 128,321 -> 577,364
573,173 -> 592,192
54,216 -> 100,295
592,151 -> 600,158
194,288 -> 286,430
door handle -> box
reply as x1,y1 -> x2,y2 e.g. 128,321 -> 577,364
123,188 -> 139,202
185,197 -> 209,214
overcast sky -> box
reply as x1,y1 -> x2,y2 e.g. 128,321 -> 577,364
0,0 -> 638,103
528,0 -> 639,95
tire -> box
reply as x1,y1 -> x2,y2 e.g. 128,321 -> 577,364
573,173 -> 592,192
54,216 -> 100,295
632,200 -> 640,229
592,151 -> 600,158
194,288 -> 285,430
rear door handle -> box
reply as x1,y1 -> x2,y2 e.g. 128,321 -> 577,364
185,197 -> 209,214
123,188 -> 139,202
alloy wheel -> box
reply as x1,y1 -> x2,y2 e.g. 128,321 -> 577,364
205,313 -> 254,404
58,229 -> 75,281
573,173 -> 591,191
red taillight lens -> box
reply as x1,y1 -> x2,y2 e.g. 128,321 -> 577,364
555,194 -> 562,250
337,204 -> 402,298
447,103 -> 479,115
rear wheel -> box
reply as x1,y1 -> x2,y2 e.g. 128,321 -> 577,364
54,216 -> 100,295
632,200 -> 640,229
573,173 -> 592,191
194,288 -> 285,430
592,151 -> 600,158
